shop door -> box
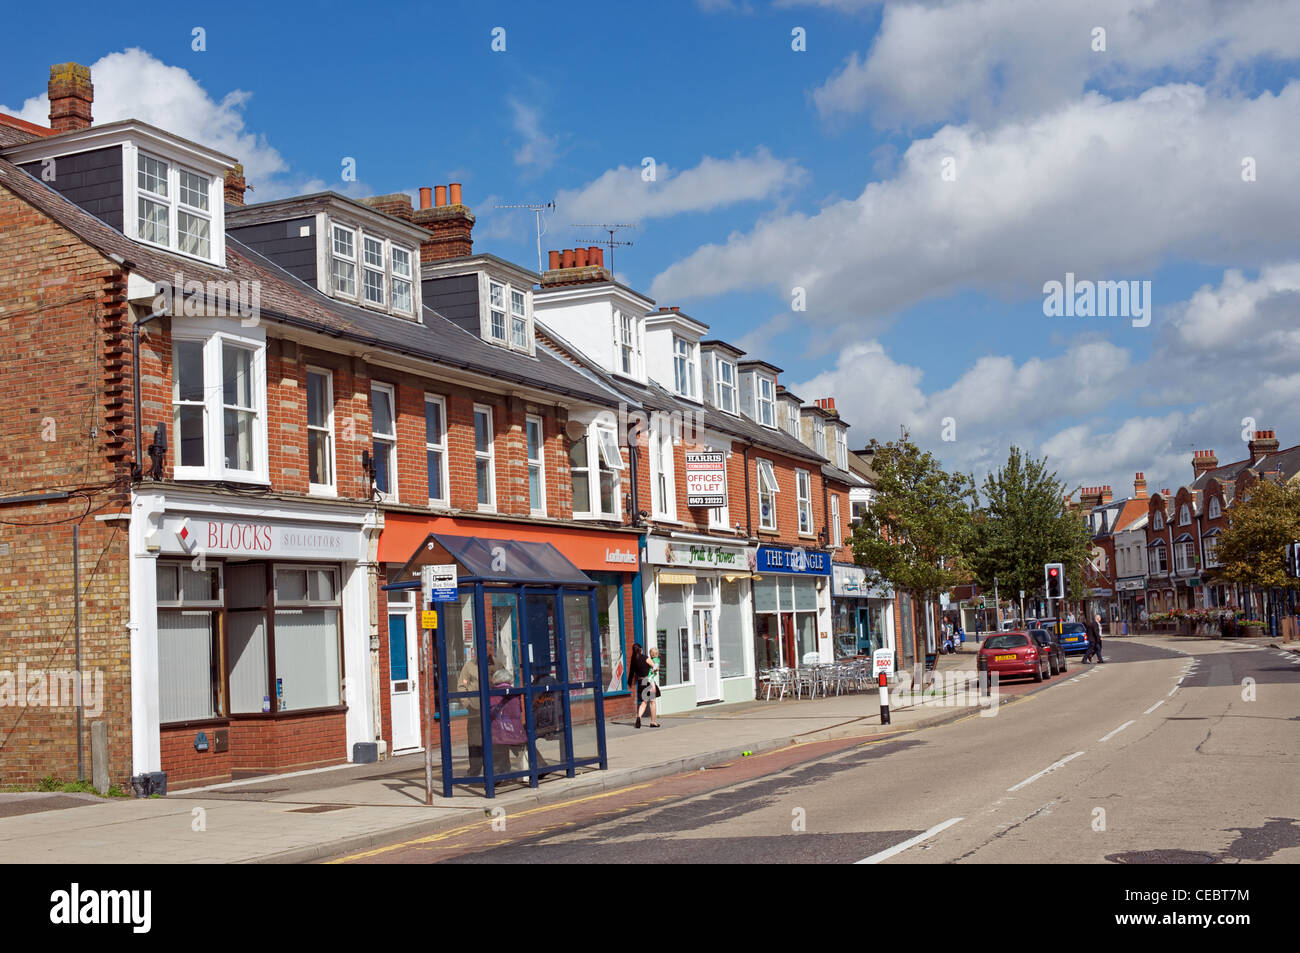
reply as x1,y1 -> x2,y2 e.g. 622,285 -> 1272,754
692,607 -> 720,702
780,613 -> 796,668
388,610 -> 421,752
858,606 -> 872,655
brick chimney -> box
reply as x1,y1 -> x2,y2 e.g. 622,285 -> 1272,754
541,246 -> 610,287
1079,486 -> 1105,509
48,63 -> 93,132
360,192 -> 416,222
1191,449 -> 1218,478
1134,472 -> 1147,498
224,164 -> 247,207
815,397 -> 838,416
1247,429 -> 1279,460
411,182 -> 474,261
1100,484 -> 1112,504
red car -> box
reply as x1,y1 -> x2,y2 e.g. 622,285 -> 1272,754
977,631 -> 1051,684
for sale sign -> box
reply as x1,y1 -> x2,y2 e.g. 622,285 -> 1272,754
685,451 -> 727,508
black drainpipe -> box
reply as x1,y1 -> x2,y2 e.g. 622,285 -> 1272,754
627,412 -> 641,526
742,440 -> 753,536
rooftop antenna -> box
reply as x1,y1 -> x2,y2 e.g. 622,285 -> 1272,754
494,200 -> 555,273
570,223 -> 635,273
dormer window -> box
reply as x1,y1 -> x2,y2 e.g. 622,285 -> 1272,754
391,247 -> 413,313
716,358 -> 737,413
135,151 -> 214,261
814,419 -> 826,456
331,225 -> 356,296
787,403 -> 799,437
326,220 -> 415,317
835,428 -> 848,470
674,336 -> 697,399
757,377 -> 776,427
616,312 -> 642,377
479,277 -> 533,353
511,290 -> 528,348
362,236 -> 386,306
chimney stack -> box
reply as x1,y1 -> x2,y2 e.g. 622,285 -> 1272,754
541,247 -> 613,288
1101,485 -> 1112,504
1247,429 -> 1279,460
1080,486 -> 1105,509
1191,449 -> 1218,478
224,164 -> 247,207
359,193 -> 415,222
411,182 -> 475,261
1134,472 -> 1147,497
48,63 -> 93,132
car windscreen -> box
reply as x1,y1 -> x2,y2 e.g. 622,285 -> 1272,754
984,634 -> 1028,649
1030,631 -> 1051,645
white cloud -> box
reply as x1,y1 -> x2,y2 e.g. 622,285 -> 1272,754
556,148 -> 804,224
510,99 -> 559,172
651,82 -> 1300,332
812,0 -> 1300,125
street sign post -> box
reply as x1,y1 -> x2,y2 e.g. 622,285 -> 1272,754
422,564 -> 458,604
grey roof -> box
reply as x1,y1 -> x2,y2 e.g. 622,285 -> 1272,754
0,122 -> 41,147
0,155 -> 621,406
821,463 -> 867,487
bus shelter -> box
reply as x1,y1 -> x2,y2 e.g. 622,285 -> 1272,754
386,533 -> 608,798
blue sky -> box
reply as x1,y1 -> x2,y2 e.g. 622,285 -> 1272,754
4,0 -> 1300,496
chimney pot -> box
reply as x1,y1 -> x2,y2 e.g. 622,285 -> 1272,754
434,185 -> 447,207
449,182 -> 462,206
562,249 -> 576,268
670,305 -> 679,312
419,187 -> 432,210
593,247 -> 604,267
48,62 -> 94,132
548,250 -> 561,269
575,247 -> 588,267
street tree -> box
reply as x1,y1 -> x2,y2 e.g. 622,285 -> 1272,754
966,446 -> 1092,611
851,432 -> 976,660
1212,479 -> 1300,592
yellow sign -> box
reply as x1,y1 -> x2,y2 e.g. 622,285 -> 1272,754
421,610 -> 438,630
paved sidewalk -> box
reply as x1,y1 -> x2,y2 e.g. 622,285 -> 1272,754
0,654 -> 985,864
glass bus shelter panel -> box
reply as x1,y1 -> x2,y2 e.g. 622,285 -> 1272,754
563,593 -> 600,762
523,592 -> 570,774
444,590 -> 482,781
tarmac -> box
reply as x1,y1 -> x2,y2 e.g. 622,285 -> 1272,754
0,634 -> 1287,864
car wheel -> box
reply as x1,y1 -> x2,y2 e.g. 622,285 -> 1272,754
1033,661 -> 1045,682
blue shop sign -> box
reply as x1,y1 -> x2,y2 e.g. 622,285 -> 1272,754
756,546 -> 830,575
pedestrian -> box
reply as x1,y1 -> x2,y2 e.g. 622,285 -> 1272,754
642,646 -> 662,727
957,624 -> 966,647
629,643 -> 658,729
1083,613 -> 1105,663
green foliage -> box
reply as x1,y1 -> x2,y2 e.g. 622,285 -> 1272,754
1213,480 -> 1300,590
850,431 -> 976,600
966,446 -> 1093,599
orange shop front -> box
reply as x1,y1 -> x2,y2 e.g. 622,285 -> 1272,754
376,513 -> 644,753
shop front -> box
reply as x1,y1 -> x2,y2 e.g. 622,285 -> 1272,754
643,534 -> 755,714
128,490 -> 379,790
376,513 -> 642,751
752,545 -> 832,673
831,563 -> 895,660
1116,577 -> 1144,629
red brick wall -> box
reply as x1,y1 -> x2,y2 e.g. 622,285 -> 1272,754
161,710 -> 348,789
0,184 -> 133,787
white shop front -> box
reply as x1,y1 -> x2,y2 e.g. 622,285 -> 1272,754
127,489 -> 379,788
642,534 -> 756,713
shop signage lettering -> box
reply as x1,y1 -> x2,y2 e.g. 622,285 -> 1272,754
209,521 -> 273,552
757,546 -> 830,575
647,536 -> 752,570
161,516 -> 360,560
604,548 -> 638,565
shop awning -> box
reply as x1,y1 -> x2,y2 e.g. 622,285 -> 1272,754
658,571 -> 697,585
724,572 -> 756,582
392,533 -> 594,587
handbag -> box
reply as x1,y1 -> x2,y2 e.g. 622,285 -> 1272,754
490,691 -> 528,746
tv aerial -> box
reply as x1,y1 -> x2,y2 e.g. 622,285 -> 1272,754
570,223 -> 636,272
494,199 -> 555,273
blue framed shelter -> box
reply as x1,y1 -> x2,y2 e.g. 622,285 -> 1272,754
384,533 -> 608,798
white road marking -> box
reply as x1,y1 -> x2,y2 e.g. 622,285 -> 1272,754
856,817 -> 964,865
1144,699 -> 1166,714
1007,752 -> 1086,793
1099,720 -> 1136,742
1168,685 -> 1179,697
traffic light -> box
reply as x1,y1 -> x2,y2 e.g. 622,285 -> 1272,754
1045,562 -> 1065,600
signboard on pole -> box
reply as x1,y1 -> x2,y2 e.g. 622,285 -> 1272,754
873,648 -> 895,676
422,564 -> 458,604
684,451 -> 727,508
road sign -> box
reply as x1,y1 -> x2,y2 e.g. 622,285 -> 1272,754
422,564 -> 458,603
421,609 -> 438,630
872,648 -> 895,676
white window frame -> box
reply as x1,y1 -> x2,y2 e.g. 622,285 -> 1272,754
511,289 -> 528,349
616,311 -> 641,378
526,413 -> 546,516
424,393 -> 449,507
787,402 -> 799,437
1148,541 -> 1168,575
715,358 -> 737,414
1152,511 -> 1164,531
757,459 -> 779,531
1208,497 -> 1221,520
391,245 -> 414,315
171,325 -> 268,484
814,419 -> 826,457
651,424 -> 677,520
482,275 -> 533,353
574,423 -> 623,520
331,223 -> 357,299
1179,504 -> 1191,526
673,335 -> 697,399
835,428 -> 848,470
757,376 -> 776,428
831,494 -> 842,548
306,366 -> 336,495
133,149 -> 219,263
361,235 -> 387,307
796,469 -> 814,536
1175,539 -> 1196,573
474,404 -> 497,512
1203,532 -> 1220,567
371,382 -> 398,502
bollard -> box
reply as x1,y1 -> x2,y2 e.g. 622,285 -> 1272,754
91,721 -> 109,794
879,672 -> 891,725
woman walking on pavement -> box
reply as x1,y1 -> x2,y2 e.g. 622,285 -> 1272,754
630,643 -> 661,728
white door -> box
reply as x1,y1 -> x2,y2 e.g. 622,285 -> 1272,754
388,609 -> 421,752
693,607 -> 721,702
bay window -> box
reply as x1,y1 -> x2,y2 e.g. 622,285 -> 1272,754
757,459 -> 779,531
371,383 -> 397,500
796,469 -> 813,535
474,404 -> 496,510
172,329 -> 266,482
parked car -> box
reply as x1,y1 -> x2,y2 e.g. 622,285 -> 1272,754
1028,628 -> 1067,675
1057,621 -> 1090,655
977,632 -> 1051,683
